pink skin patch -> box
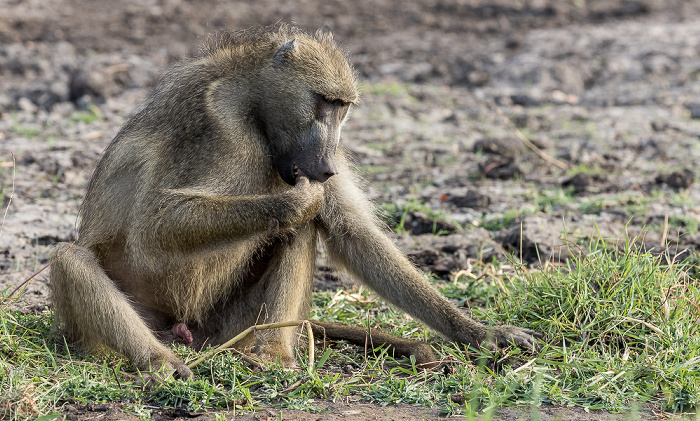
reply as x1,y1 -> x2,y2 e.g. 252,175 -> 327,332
172,322 -> 193,346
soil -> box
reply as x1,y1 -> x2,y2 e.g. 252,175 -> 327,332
2,0 -> 700,419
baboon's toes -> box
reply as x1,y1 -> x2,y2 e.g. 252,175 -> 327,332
174,364 -> 194,380
252,347 -> 298,370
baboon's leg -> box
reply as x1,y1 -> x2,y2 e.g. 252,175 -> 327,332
49,242 -> 192,379
255,223 -> 317,365
212,224 -> 317,365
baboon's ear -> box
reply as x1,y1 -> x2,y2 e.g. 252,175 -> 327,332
272,38 -> 298,67
315,25 -> 333,40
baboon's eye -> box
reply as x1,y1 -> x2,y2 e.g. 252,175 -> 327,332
315,94 -> 351,120
321,96 -> 349,107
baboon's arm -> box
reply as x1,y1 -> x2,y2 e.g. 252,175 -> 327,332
140,179 -> 323,251
317,168 -> 539,351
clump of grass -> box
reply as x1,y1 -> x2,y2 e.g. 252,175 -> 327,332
490,234 -> 700,412
1,233 -> 699,419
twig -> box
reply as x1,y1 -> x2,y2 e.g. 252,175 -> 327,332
279,379 -> 303,394
492,105 -> 568,170
621,317 -> 664,336
187,320 -> 315,370
8,241 -> 76,298
511,357 -> 537,374
660,214 -> 669,247
304,321 -> 314,371
0,152 -> 16,243
112,367 -> 122,389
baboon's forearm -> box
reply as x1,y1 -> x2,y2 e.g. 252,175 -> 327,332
144,190 -> 309,251
319,223 -> 487,347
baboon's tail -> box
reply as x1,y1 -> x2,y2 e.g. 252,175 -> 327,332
309,321 -> 438,368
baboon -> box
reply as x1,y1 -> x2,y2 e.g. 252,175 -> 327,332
49,24 -> 539,380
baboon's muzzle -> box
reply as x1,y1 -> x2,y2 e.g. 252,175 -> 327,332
275,153 -> 338,185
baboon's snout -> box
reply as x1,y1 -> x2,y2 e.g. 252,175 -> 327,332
294,155 -> 337,183
308,155 -> 338,182
278,153 -> 338,186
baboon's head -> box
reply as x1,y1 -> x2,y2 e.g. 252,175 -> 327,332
259,26 -> 359,186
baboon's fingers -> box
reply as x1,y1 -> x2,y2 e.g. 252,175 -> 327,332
494,325 -> 542,351
267,218 -> 280,236
524,327 -> 545,340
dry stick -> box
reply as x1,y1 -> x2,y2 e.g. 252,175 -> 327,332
187,320 -> 315,371
492,105 -> 568,171
621,317 -> 664,336
660,214 -> 669,247
304,320 -> 314,369
0,152 -> 16,243
7,241 -> 76,299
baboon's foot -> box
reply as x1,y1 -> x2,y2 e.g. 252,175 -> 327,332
137,358 -> 193,389
253,340 -> 299,369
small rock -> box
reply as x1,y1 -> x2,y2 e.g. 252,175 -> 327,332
686,103 -> 700,120
562,173 -> 592,193
656,169 -> 694,190
479,156 -> 520,180
550,90 -> 579,105
69,63 -> 131,103
450,393 -> 465,404
402,211 -> 458,236
510,93 -> 541,107
17,97 -> 37,113
650,119 -> 669,131
562,173 -> 606,194
473,138 -> 522,156
467,71 -> 490,86
447,190 -> 491,209
407,249 -> 456,278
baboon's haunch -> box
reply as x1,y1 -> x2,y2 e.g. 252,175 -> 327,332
50,24 -> 538,379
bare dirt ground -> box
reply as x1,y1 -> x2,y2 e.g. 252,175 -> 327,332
2,0 -> 700,419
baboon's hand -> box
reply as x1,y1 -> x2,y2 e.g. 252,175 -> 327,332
285,176 -> 324,226
485,325 -> 542,352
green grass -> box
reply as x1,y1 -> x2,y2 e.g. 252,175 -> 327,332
70,104 -> 103,124
530,187 -> 575,214
566,163 -> 604,177
11,113 -> 41,138
2,234 -> 700,419
669,215 -> 700,234
379,199 -> 460,235
481,209 -> 528,231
